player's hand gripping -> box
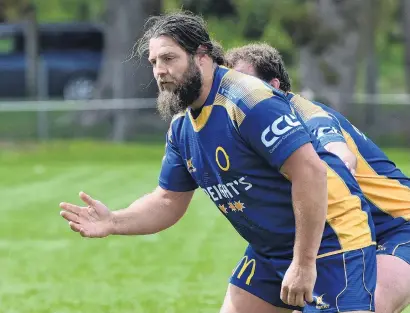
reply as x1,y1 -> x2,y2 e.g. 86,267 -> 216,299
59,192 -> 114,238
280,260 -> 316,307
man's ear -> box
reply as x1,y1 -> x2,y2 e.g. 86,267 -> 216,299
269,78 -> 281,90
196,45 -> 211,64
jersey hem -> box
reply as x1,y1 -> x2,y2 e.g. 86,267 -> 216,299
317,241 -> 376,259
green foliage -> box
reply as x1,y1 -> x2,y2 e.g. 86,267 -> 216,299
181,0 -> 236,18
23,0 -> 408,93
32,0 -> 103,22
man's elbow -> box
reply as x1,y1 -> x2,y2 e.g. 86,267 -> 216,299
309,159 -> 327,183
292,158 -> 327,186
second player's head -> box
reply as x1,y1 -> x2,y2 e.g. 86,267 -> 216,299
226,43 -> 291,92
136,11 -> 225,120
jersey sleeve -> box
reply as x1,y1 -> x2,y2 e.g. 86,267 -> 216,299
305,114 -> 346,147
158,128 -> 198,192
239,96 -> 313,170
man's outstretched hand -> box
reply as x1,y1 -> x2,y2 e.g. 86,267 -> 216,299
60,192 -> 114,238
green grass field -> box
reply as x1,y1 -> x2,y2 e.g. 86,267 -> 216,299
0,141 -> 409,313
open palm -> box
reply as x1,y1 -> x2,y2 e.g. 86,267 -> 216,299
60,192 -> 114,238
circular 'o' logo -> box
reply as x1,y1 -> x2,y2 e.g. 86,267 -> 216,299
215,146 -> 230,171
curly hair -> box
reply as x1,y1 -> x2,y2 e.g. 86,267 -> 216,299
226,43 -> 291,92
134,11 -> 225,65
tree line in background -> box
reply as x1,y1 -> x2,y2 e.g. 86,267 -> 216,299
1,0 -> 410,142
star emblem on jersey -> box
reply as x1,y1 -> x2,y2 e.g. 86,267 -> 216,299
186,158 -> 196,173
228,202 -> 237,212
218,204 -> 228,214
234,201 -> 245,212
224,201 -> 246,213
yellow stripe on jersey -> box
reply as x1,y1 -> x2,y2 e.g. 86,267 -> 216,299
342,130 -> 410,220
214,94 -> 246,126
188,105 -> 214,132
220,70 -> 274,109
188,69 -> 274,132
289,93 -> 330,120
325,163 -> 374,253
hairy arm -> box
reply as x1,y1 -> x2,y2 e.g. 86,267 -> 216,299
281,143 -> 327,264
111,186 -> 194,235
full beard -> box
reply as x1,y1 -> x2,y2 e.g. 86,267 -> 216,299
156,59 -> 202,121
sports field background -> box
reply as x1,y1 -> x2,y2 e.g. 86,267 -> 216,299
0,141 -> 409,313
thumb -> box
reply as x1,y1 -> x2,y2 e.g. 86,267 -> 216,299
79,191 -> 96,206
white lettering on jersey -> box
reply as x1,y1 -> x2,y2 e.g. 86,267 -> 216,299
261,114 -> 301,148
314,126 -> 343,139
202,176 -> 253,201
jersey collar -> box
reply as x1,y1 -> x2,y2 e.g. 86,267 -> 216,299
187,65 -> 229,132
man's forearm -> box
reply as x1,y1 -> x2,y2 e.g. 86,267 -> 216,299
292,167 -> 327,264
110,188 -> 192,236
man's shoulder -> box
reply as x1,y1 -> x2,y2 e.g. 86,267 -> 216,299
167,111 -> 188,143
170,111 -> 187,125
220,69 -> 274,98
216,69 -> 286,117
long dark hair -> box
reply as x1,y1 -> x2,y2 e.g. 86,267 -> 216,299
135,11 -> 225,65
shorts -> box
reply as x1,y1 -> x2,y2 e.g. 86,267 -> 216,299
377,221 -> 410,265
230,244 -> 376,312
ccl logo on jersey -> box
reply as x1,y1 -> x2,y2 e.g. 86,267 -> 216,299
314,126 -> 342,139
261,114 -> 302,149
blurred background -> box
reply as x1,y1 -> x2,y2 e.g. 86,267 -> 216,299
0,0 -> 409,144
0,1 -> 409,313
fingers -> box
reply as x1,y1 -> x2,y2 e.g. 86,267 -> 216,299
60,201 -> 93,237
281,286 -> 306,307
59,202 -> 82,215
80,228 -> 89,237
280,285 -> 288,305
68,221 -> 90,238
60,211 -> 79,223
305,290 -> 314,303
69,221 -> 82,232
79,191 -> 96,207
287,292 -> 296,307
295,292 -> 305,307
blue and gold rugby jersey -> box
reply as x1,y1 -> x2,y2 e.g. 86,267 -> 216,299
159,66 -> 375,259
287,93 -> 410,236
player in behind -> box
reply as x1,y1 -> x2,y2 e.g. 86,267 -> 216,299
226,43 -> 410,313
60,12 -> 377,313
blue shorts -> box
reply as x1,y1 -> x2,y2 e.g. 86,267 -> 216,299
230,245 -> 376,312
377,221 -> 410,265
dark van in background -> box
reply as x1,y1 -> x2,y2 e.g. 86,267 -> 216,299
0,22 -> 103,100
